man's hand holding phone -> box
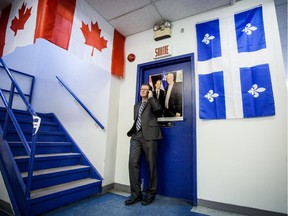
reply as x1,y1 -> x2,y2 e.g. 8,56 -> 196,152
148,90 -> 153,98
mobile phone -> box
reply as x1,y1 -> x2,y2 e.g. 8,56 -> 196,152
146,90 -> 150,97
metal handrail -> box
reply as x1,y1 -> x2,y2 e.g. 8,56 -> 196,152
0,65 -> 35,104
56,76 -> 104,129
0,58 -> 41,199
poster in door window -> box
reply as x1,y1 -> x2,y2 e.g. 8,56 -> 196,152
149,70 -> 183,121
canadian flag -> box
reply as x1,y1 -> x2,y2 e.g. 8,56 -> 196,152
0,0 -> 125,78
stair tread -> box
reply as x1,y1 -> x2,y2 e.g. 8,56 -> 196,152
8,129 -> 65,134
31,178 -> 100,199
2,118 -> 57,125
21,165 -> 90,177
9,141 -> 71,145
14,152 -> 80,160
9,141 -> 70,144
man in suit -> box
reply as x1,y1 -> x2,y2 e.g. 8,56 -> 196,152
164,73 -> 182,117
153,79 -> 165,116
126,83 -> 162,206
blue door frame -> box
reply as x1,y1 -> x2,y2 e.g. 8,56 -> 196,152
136,53 -> 197,205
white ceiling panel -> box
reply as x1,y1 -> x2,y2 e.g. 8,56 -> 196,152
110,4 -> 162,36
154,0 -> 232,21
85,0 -> 152,20
0,0 -> 249,36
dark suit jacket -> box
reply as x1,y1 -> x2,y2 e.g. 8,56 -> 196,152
165,82 -> 182,117
153,89 -> 165,109
127,97 -> 162,140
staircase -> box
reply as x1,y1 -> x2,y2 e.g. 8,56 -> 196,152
0,107 -> 102,215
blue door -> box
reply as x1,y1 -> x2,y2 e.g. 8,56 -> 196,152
136,54 -> 197,204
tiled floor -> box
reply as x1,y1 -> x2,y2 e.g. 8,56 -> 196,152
0,190 -> 248,216
111,189 -> 247,216
43,191 -> 204,216
191,206 -> 247,216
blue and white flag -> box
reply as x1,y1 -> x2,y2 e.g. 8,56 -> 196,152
196,6 -> 275,119
196,19 -> 222,61
235,6 -> 266,53
199,71 -> 226,119
240,64 -> 275,117
162,73 -> 168,90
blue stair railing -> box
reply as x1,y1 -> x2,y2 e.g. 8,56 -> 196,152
0,58 -> 41,200
0,65 -> 35,104
56,76 -> 105,129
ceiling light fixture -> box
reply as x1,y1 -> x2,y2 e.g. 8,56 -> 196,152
153,24 -> 160,31
153,21 -> 171,41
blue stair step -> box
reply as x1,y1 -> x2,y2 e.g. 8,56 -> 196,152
9,141 -> 73,156
31,178 -> 101,199
30,178 -> 101,215
22,165 -> 91,190
6,130 -> 67,142
0,118 -> 60,131
0,108 -> 55,122
37,121 -> 60,131
15,153 -> 82,172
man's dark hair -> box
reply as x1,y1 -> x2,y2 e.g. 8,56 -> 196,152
142,83 -> 152,91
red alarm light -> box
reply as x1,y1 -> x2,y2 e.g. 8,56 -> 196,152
127,53 -> 135,62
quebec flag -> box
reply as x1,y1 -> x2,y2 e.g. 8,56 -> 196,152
235,6 -> 266,53
196,19 -> 222,61
161,73 -> 168,90
240,64 -> 275,117
196,6 -> 275,119
199,71 -> 226,119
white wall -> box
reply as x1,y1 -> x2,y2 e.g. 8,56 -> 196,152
115,0 -> 287,214
1,38 -> 118,187
275,0 -> 287,78
0,172 -> 9,202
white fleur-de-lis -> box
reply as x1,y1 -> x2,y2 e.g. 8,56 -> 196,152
242,23 -> 257,35
204,90 -> 219,102
248,84 -> 266,98
202,33 -> 215,44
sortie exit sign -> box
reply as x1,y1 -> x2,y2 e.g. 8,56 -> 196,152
154,44 -> 172,59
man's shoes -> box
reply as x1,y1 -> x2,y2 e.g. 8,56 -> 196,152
141,195 -> 155,206
125,195 -> 142,205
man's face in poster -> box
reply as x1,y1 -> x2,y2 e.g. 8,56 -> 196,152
166,73 -> 174,85
155,80 -> 161,90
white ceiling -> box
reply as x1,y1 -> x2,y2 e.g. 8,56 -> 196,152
84,0 -> 238,36
0,0 -> 241,37
2,0 -> 285,37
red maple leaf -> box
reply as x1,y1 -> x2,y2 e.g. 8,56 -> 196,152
10,3 -> 32,36
81,21 -> 108,56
